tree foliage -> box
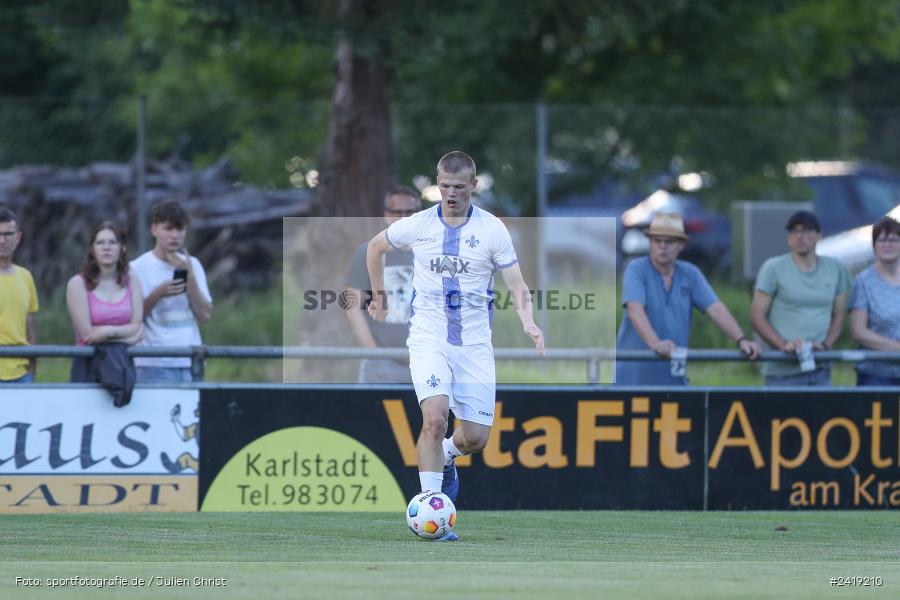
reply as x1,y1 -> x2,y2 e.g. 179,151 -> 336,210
3,0 -> 900,212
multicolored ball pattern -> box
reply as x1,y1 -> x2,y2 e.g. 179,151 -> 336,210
406,490 -> 457,540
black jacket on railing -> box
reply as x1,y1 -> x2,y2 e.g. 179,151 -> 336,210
70,342 -> 136,407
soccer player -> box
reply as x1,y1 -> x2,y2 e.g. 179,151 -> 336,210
367,151 -> 544,541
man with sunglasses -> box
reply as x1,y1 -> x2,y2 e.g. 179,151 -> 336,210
751,210 -> 850,386
0,207 -> 39,384
344,186 -> 421,383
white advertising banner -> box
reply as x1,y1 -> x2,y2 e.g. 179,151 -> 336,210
0,387 -> 199,513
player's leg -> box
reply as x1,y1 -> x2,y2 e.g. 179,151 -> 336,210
417,394 -> 450,492
408,339 -> 453,493
450,420 -> 491,454
441,342 -> 496,501
439,417 -> 490,501
407,342 -> 460,541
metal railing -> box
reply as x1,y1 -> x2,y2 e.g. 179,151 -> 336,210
2,345 -> 900,384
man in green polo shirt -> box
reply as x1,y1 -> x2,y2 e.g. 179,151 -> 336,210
750,210 -> 850,385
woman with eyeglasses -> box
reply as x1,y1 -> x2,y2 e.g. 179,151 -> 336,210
65,221 -> 144,382
849,216 -> 900,386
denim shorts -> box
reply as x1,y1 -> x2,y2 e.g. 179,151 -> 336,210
136,367 -> 195,384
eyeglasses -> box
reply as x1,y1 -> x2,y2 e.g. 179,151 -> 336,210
788,227 -> 817,236
0,231 -> 19,240
649,237 -> 680,247
876,236 -> 900,245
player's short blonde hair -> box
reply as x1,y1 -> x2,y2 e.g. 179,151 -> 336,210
437,151 -> 476,178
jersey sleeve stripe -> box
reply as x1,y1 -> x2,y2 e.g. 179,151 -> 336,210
385,229 -> 403,250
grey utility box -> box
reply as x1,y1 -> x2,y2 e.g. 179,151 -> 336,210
731,201 -> 812,282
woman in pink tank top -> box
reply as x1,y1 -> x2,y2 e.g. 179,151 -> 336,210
66,222 -> 144,382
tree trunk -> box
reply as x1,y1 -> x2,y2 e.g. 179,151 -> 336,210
314,0 -> 393,218
285,0 -> 395,382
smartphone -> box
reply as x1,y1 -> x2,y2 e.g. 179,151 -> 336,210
173,269 -> 188,285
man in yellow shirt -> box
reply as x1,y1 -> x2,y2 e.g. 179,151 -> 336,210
0,207 -> 38,383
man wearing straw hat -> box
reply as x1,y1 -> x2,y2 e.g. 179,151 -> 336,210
615,212 -> 760,385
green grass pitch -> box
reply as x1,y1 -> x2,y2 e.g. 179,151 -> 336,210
0,511 -> 897,599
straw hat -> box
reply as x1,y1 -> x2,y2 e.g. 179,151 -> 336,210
644,212 -> 689,240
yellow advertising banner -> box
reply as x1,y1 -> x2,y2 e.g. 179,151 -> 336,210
201,426 -> 405,512
0,475 -> 197,514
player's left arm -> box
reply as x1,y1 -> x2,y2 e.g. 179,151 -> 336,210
500,264 -> 544,356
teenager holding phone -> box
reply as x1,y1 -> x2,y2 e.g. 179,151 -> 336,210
130,200 -> 213,383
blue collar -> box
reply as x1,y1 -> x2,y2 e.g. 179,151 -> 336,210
437,204 -> 474,229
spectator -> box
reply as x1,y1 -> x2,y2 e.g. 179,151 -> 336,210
849,216 -> 900,386
66,221 -> 144,382
130,200 -> 213,383
345,186 -> 420,383
750,210 -> 850,386
0,207 -> 38,383
615,212 -> 760,385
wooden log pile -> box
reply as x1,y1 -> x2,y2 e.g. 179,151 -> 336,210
0,157 -> 311,296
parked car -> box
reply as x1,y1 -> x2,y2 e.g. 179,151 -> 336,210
817,203 -> 900,274
620,160 -> 900,272
786,161 -> 900,235
542,175 -> 657,278
620,184 -> 731,272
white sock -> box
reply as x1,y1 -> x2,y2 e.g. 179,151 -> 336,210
419,471 -> 443,492
442,436 -> 465,466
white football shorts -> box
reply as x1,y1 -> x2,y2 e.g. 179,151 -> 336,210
407,336 -> 496,426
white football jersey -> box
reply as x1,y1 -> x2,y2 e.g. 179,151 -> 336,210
385,204 -> 518,345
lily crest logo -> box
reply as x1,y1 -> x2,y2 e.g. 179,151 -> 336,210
465,235 -> 479,248
430,256 -> 470,277
427,374 -> 440,388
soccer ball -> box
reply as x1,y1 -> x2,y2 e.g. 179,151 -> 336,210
406,490 -> 457,540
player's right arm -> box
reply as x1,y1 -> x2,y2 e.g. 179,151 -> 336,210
366,230 -> 392,322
